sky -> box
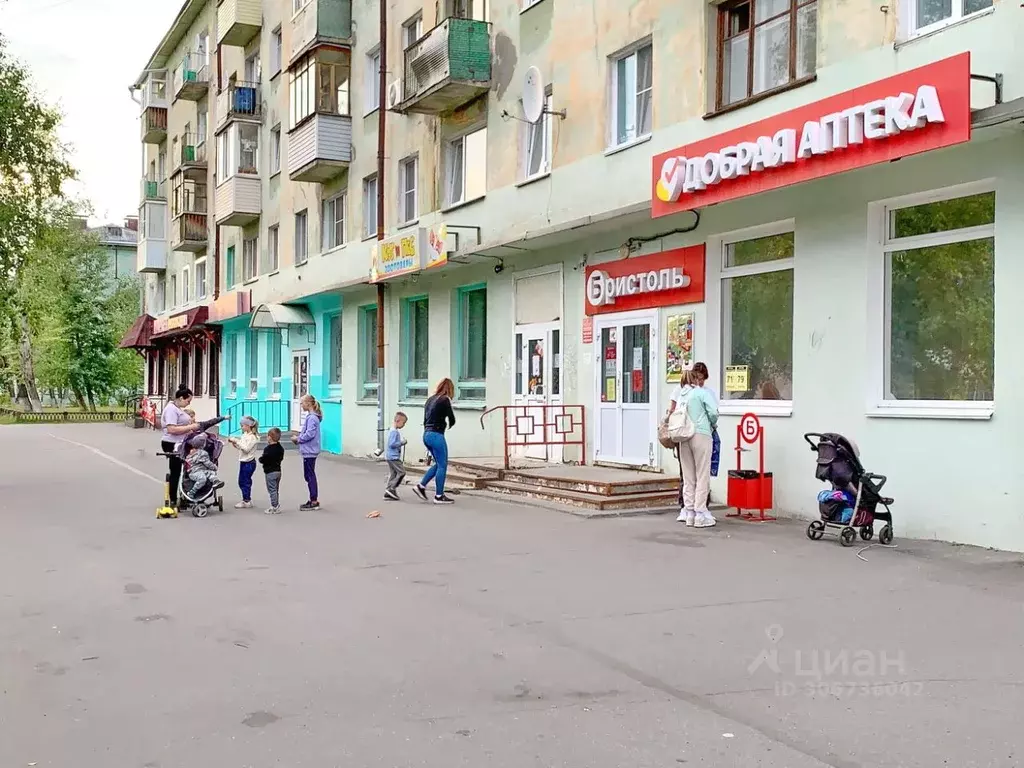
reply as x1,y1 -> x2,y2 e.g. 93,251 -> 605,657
0,0 -> 181,224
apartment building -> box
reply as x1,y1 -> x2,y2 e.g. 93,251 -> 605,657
123,0 -> 1024,549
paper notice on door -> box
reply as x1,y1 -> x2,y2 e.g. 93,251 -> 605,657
604,378 -> 616,402
531,355 -> 541,376
604,359 -> 616,377
632,347 -> 643,371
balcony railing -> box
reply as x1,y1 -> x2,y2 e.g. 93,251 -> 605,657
176,134 -> 208,173
141,106 -> 168,144
172,212 -> 208,252
218,82 -> 262,128
400,18 -> 491,115
141,177 -> 167,201
173,53 -> 210,101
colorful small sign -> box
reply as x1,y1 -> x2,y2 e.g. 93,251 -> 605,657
666,313 -> 694,382
632,369 -> 644,393
582,316 -> 593,344
725,365 -> 750,393
370,224 -> 450,283
584,245 -> 706,316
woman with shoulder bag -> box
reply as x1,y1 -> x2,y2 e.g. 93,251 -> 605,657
664,366 -> 719,528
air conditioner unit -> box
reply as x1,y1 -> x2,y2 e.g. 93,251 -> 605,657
386,79 -> 403,110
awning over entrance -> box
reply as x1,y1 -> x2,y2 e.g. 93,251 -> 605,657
151,306 -> 210,339
119,314 -> 154,350
249,303 -> 317,343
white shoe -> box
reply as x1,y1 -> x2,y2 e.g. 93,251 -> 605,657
264,507 -> 281,515
234,501 -> 253,509
694,512 -> 717,528
676,508 -> 696,525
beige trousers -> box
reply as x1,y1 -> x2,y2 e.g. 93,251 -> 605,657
678,433 -> 713,513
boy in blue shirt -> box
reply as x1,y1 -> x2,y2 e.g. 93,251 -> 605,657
383,411 -> 408,501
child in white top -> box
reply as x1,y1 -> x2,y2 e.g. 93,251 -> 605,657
228,416 -> 260,508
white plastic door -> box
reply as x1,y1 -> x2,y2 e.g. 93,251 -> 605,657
290,350 -> 309,431
512,322 -> 563,461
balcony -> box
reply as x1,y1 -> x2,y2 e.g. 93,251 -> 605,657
173,53 -> 210,102
173,134 -> 208,179
399,18 -> 491,115
216,82 -> 262,131
141,177 -> 167,202
137,201 -> 168,273
288,113 -> 352,183
172,213 -> 209,253
290,0 -> 352,66
217,0 -> 261,47
215,173 -> 260,227
141,106 -> 168,144
139,71 -> 169,143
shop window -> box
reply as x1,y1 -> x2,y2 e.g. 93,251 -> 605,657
180,345 -> 191,392
873,185 -> 994,414
455,284 -> 487,401
909,0 -> 992,35
193,342 -> 205,397
328,313 -> 342,388
402,296 -> 429,400
362,176 -> 377,239
247,330 -> 259,397
242,236 -> 258,282
157,350 -> 166,396
716,0 -> 817,110
269,330 -> 283,397
445,127 -> 487,208
322,192 -> 346,250
719,225 -> 795,405
295,210 -> 308,264
609,41 -> 652,149
208,341 -> 219,398
358,304 -> 379,401
226,333 -> 238,397
399,156 -> 418,224
521,89 -> 552,180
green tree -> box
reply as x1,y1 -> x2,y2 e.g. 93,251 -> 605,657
106,277 -> 145,401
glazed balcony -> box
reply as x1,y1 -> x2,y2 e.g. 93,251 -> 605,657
173,133 -> 208,179
399,18 -> 491,115
290,0 -> 352,66
137,201 -> 168,273
217,0 -> 261,47
173,53 -> 210,102
215,173 -> 260,227
216,81 -> 262,131
141,177 -> 167,202
288,113 -> 352,183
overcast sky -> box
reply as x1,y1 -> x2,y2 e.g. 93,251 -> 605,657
1,0 -> 181,224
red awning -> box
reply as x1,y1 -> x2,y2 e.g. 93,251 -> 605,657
119,314 -> 154,349
151,306 -> 210,339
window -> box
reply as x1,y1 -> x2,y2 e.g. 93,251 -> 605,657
290,56 -> 316,127
195,258 -> 207,299
399,155 -> 418,224
719,225 -> 794,406
242,236 -> 258,282
445,0 -> 487,20
295,210 -> 308,264
909,0 -> 991,34
328,313 -> 342,387
226,245 -> 236,289
522,0 -> 544,8
226,333 -> 238,397
247,330 -> 259,397
196,31 -> 210,69
875,186 -> 994,412
359,304 -> 379,400
317,60 -> 350,116
717,0 -> 817,109
197,107 -> 208,146
207,341 -> 219,398
403,297 -> 429,399
269,330 -> 282,397
244,50 -> 261,85
267,225 -> 280,273
271,126 -> 281,174
445,127 -> 487,207
402,13 -> 423,49
362,175 -> 378,238
271,27 -> 283,76
609,42 -> 652,148
217,131 -> 228,180
169,273 -> 178,308
182,266 -> 191,305
218,123 -> 260,177
365,47 -> 381,112
322,192 -> 346,250
522,90 -> 553,179
456,285 -> 487,400
180,346 -> 190,393
193,342 -> 205,398
293,0 -> 311,12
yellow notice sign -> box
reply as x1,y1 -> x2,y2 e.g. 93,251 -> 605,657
725,365 -> 750,393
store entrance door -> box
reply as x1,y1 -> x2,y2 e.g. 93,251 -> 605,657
512,322 -> 562,461
593,312 -> 658,468
291,349 -> 309,431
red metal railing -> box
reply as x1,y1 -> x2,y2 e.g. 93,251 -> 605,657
479,404 -> 586,469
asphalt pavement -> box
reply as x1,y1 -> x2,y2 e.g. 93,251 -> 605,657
1,423 -> 1022,768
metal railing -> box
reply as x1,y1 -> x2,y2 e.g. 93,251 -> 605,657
223,399 -> 290,436
0,406 -> 122,424
174,53 -> 210,93
178,134 -> 208,167
143,106 -> 168,133
225,82 -> 262,120
403,17 -> 490,103
142,177 -> 167,200
479,404 -> 586,469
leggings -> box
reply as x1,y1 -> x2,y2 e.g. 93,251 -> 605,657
161,440 -> 182,505
303,457 -> 319,502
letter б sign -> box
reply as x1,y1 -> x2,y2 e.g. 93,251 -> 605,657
584,245 -> 706,316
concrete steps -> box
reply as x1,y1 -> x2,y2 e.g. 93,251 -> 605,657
499,470 -> 678,497
484,480 -> 679,512
402,464 -> 488,491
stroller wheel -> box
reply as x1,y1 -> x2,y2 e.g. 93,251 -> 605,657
839,527 -> 857,547
860,525 -> 874,541
192,504 -> 209,518
878,525 -> 894,546
218,497 -> 224,512
807,521 -> 825,541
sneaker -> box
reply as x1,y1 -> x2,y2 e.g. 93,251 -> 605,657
694,512 -> 717,528
412,485 -> 428,502
676,508 -> 696,525
299,501 -> 320,511
433,494 -> 455,505
234,501 -> 253,509
212,480 -> 226,490
264,507 -> 281,515
383,490 -> 399,501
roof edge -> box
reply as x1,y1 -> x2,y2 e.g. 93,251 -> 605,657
132,0 -> 208,89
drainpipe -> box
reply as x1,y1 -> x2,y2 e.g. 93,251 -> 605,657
375,0 -> 388,453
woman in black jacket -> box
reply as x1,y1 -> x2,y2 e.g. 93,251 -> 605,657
413,378 -> 456,504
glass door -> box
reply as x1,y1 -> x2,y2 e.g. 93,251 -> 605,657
512,322 -> 562,461
290,350 -> 309,431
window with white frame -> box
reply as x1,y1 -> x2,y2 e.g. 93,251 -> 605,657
362,175 -> 378,238
445,0 -> 487,20
197,107 -> 208,147
719,225 -> 794,404
402,13 -> 423,49
445,126 -> 487,207
403,296 -> 429,400
365,47 -> 381,112
267,224 -> 280,272
521,90 -> 553,180
271,27 -> 283,76
269,329 -> 282,397
295,210 -> 308,264
317,60 -> 350,115
156,277 -> 166,313
242,236 -> 258,282
322,192 -> 346,250
225,245 -> 236,288
399,155 -> 418,224
170,273 -> 178,308
182,265 -> 191,305
359,304 -> 379,400
247,330 -> 259,397
293,0 -> 311,13
877,186 -> 994,408
218,123 -> 259,178
226,333 -> 238,397
609,41 -> 652,149
522,0 -> 544,8
455,284 -> 487,400
290,56 -> 315,128
328,313 -> 342,387
244,50 -> 261,85
271,125 -> 281,174
195,258 -> 207,299
909,0 -> 992,35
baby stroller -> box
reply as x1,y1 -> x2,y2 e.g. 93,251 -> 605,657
803,433 -> 894,547
158,416 -> 228,518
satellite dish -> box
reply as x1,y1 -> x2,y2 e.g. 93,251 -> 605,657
522,66 -> 544,123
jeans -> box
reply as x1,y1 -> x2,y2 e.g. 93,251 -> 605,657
303,457 -> 319,502
420,431 -> 448,497
265,471 -> 282,508
162,440 -> 182,505
238,460 -> 257,502
386,459 -> 406,493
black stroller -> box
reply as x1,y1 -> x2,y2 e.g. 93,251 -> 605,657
803,433 -> 894,547
158,416 -> 228,518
